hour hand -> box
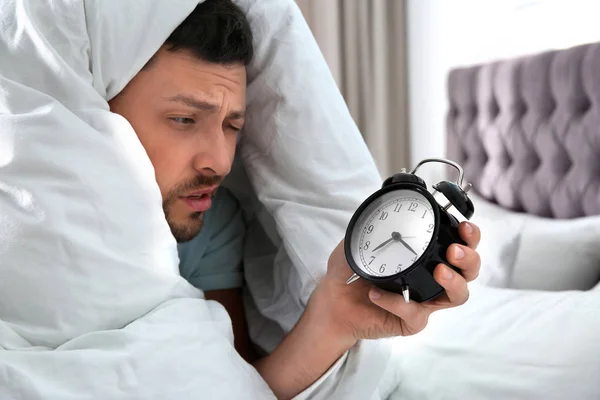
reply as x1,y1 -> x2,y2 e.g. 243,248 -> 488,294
371,237 -> 394,252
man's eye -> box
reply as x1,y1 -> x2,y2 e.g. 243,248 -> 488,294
170,117 -> 195,125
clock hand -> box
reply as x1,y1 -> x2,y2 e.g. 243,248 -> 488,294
397,237 -> 418,256
390,232 -> 419,256
371,236 -> 395,252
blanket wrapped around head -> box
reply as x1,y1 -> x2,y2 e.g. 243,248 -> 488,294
0,0 -> 394,398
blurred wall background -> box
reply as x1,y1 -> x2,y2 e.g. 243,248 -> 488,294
297,0 -> 600,183
408,0 -> 600,183
296,0 -> 410,179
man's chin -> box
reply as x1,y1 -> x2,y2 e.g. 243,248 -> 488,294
168,213 -> 204,243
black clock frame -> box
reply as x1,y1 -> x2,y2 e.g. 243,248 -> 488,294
344,175 -> 465,302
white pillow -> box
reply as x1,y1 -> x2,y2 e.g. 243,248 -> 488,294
468,193 -> 526,287
463,193 -> 600,291
388,283 -> 600,400
510,214 -> 600,291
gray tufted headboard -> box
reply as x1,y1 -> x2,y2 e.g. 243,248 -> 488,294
447,43 -> 600,219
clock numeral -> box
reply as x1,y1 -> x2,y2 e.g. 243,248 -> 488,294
363,241 -> 370,250
422,210 -> 428,219
427,223 -> 434,233
379,211 -> 389,221
369,256 -> 376,265
422,241 -> 430,251
411,256 -> 417,263
379,264 -> 386,273
394,203 -> 402,212
408,202 -> 418,212
395,264 -> 402,273
367,225 -> 374,234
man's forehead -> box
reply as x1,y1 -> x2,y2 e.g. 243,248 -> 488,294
164,93 -> 246,118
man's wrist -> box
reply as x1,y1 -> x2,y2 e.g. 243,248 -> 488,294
253,279 -> 357,399
304,277 -> 359,348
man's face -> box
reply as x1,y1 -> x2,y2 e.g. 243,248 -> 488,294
109,47 -> 246,242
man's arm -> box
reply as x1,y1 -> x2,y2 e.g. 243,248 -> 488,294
205,288 -> 258,363
252,288 -> 354,399
252,221 -> 482,399
206,286 -> 353,398
186,189 -> 481,398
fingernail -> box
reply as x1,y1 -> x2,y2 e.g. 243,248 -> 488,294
369,288 -> 382,300
464,222 -> 473,235
454,245 -> 465,260
443,266 -> 454,280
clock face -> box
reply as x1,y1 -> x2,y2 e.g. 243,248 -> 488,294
349,189 -> 436,278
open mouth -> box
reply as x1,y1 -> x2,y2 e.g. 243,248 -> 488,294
187,194 -> 209,199
181,193 -> 213,212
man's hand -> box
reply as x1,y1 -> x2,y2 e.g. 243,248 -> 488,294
313,221 -> 481,341
254,221 -> 481,399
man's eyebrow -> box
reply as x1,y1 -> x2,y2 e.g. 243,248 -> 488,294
165,94 -> 245,120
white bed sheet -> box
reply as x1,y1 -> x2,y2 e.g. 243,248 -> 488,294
388,282 -> 600,400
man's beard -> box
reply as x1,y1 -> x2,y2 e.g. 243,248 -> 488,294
163,175 -> 221,243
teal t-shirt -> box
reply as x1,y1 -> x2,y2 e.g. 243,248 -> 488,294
177,187 -> 245,291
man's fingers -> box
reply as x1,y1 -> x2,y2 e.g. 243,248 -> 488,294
446,244 -> 480,282
368,288 -> 429,334
459,221 -> 480,249
432,263 -> 470,307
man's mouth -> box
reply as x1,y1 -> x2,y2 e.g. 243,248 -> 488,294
180,185 -> 218,212
186,185 -> 219,197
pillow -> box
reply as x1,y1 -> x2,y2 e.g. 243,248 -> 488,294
388,283 -> 600,400
510,214 -> 600,291
467,193 -> 527,287
463,192 -> 600,291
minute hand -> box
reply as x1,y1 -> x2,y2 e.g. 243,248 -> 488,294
397,237 -> 418,256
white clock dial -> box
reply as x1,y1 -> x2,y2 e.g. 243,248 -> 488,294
350,189 -> 436,277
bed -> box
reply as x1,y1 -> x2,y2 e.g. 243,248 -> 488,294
2,0 -> 598,397
447,42 -> 600,292
386,42 -> 600,399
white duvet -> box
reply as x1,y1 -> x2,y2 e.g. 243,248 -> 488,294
0,0 -> 394,398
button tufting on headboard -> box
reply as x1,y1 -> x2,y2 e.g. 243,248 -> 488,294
447,43 -> 600,218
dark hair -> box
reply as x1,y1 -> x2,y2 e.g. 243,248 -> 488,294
165,0 -> 253,66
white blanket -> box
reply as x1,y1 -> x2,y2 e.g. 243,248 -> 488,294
0,0 -> 395,398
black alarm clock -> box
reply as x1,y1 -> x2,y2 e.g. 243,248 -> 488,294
344,158 -> 474,303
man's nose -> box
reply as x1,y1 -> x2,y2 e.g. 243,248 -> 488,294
192,131 -> 233,178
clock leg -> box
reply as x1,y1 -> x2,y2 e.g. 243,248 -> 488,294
401,284 -> 410,303
346,273 -> 361,285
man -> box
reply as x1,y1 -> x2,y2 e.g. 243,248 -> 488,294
109,0 -> 482,398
